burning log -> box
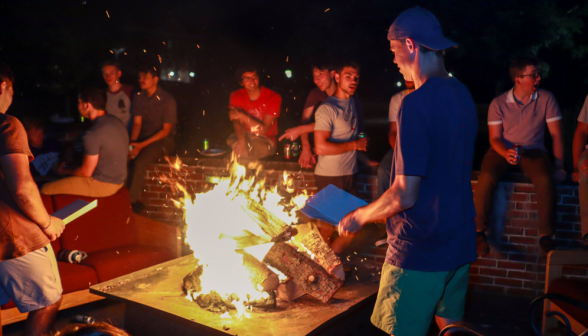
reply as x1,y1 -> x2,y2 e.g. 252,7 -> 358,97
239,250 -> 280,291
242,199 -> 298,242
263,242 -> 343,303
301,231 -> 345,281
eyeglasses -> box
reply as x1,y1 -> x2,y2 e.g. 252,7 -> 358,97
519,72 -> 540,79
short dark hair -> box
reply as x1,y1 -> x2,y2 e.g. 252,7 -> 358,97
335,61 -> 360,74
0,62 -> 14,86
21,117 -> 44,132
311,60 -> 335,72
79,88 -> 107,111
138,64 -> 160,78
235,65 -> 259,83
509,56 -> 540,83
102,59 -> 120,71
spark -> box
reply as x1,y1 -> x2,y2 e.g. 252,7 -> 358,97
203,110 -> 205,116
163,42 -> 166,45
153,67 -> 157,71
355,276 -> 358,280
106,10 -> 110,18
156,95 -> 161,100
158,55 -> 162,63
325,8 -> 330,12
124,53 -> 127,55
286,56 -> 289,62
110,50 -> 113,54
143,49 -> 146,53
197,44 -> 200,48
354,251 -> 357,254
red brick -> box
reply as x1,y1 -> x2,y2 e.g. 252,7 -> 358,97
505,210 -> 528,219
557,205 -> 578,214
562,266 -> 588,276
509,219 -> 536,228
508,271 -> 536,281
530,194 -> 538,202
469,275 -> 494,284
497,261 -> 526,270
526,246 -> 540,254
555,222 -> 576,231
473,284 -> 505,295
498,244 -> 526,253
555,231 -> 582,240
472,259 -> 497,267
523,281 -> 545,290
509,193 -> 529,202
561,196 -> 580,205
509,236 -> 537,245
504,227 -> 524,235
479,267 -> 507,277
140,192 -> 161,199
485,251 -> 509,260
149,199 -> 175,207
524,228 -> 538,236
515,185 -> 535,193
559,213 -> 581,223
516,203 -> 538,211
148,185 -> 172,193
469,266 -> 480,275
495,278 -> 523,287
526,264 -> 546,273
506,287 -> 536,298
508,254 -> 537,263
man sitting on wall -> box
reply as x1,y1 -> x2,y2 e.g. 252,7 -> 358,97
41,88 -> 129,197
571,93 -> 588,249
226,66 -> 281,161
474,56 -> 566,257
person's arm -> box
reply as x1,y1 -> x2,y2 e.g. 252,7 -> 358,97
547,120 -> 566,182
572,122 -> 588,181
0,153 -> 65,240
130,116 -> 142,142
279,123 -> 315,142
231,111 -> 277,136
338,175 -> 421,235
61,154 -> 98,177
356,151 -> 379,167
299,105 -> 315,147
134,124 -> 172,149
314,130 -> 366,155
488,124 -> 518,165
389,121 -> 398,148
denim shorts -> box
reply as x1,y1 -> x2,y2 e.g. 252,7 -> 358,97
371,262 -> 470,336
0,244 -> 62,312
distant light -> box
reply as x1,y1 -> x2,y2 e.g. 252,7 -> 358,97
396,82 -> 401,87
189,72 -> 195,77
285,70 -> 293,78
169,71 -> 175,77
449,72 -> 453,77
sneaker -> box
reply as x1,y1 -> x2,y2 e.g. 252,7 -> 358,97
375,234 -> 388,247
582,233 -> 588,250
539,236 -> 554,256
476,231 -> 490,256
131,201 -> 146,214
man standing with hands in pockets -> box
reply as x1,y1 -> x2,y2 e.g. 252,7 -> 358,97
338,8 -> 478,335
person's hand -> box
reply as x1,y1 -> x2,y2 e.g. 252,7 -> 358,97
279,127 -> 302,142
554,168 -> 567,183
338,210 -> 363,237
580,160 -> 588,176
298,146 -> 316,168
368,160 -> 379,167
505,148 -> 519,165
233,140 -> 249,159
572,169 -> 580,183
129,142 -> 143,159
41,216 -> 65,241
229,109 -> 242,121
355,138 -> 368,151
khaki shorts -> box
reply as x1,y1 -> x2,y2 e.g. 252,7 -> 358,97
0,244 -> 62,313
371,262 -> 470,336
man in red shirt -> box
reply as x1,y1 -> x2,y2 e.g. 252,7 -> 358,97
227,66 -> 281,160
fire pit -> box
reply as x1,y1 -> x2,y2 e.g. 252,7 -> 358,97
90,255 -> 380,336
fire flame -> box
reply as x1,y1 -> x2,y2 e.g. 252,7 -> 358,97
169,157 -> 308,319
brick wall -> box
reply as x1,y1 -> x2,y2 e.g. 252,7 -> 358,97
139,158 -> 587,298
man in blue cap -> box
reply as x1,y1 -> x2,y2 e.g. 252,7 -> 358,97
338,7 -> 478,335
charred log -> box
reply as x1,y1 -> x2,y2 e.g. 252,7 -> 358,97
263,242 -> 343,303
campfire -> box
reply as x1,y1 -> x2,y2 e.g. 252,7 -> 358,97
165,158 -> 344,320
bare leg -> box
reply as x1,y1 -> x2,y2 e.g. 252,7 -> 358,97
435,315 -> 461,336
22,297 -> 62,336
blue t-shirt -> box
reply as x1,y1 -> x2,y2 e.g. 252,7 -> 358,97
385,77 -> 478,272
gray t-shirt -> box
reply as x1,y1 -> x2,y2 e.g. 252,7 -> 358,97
106,85 -> 133,127
388,89 -> 412,122
314,96 -> 360,176
578,94 -> 588,124
133,86 -> 177,141
84,114 -> 129,184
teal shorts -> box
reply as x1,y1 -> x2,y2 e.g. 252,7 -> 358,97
371,262 -> 470,336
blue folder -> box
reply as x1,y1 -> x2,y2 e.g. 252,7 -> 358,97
300,184 -> 368,226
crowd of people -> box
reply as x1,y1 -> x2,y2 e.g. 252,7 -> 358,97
0,5 -> 587,336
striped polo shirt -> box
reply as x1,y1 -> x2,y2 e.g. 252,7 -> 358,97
488,88 -> 561,151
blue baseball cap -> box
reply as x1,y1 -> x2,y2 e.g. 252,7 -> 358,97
388,7 -> 458,51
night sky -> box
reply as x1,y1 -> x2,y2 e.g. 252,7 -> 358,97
1,0 -> 588,166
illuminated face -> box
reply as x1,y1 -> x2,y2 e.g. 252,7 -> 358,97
102,65 -> 121,87
335,67 -> 359,96
138,72 -> 158,91
240,71 -> 259,92
390,39 -> 413,81
0,81 -> 13,113
312,68 -> 334,92
77,98 -> 90,119
27,127 -> 44,147
516,65 -> 541,94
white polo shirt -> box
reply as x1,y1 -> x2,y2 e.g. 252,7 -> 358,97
488,88 -> 561,151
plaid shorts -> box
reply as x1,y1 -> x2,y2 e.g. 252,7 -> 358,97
0,244 -> 62,313
371,262 -> 470,336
